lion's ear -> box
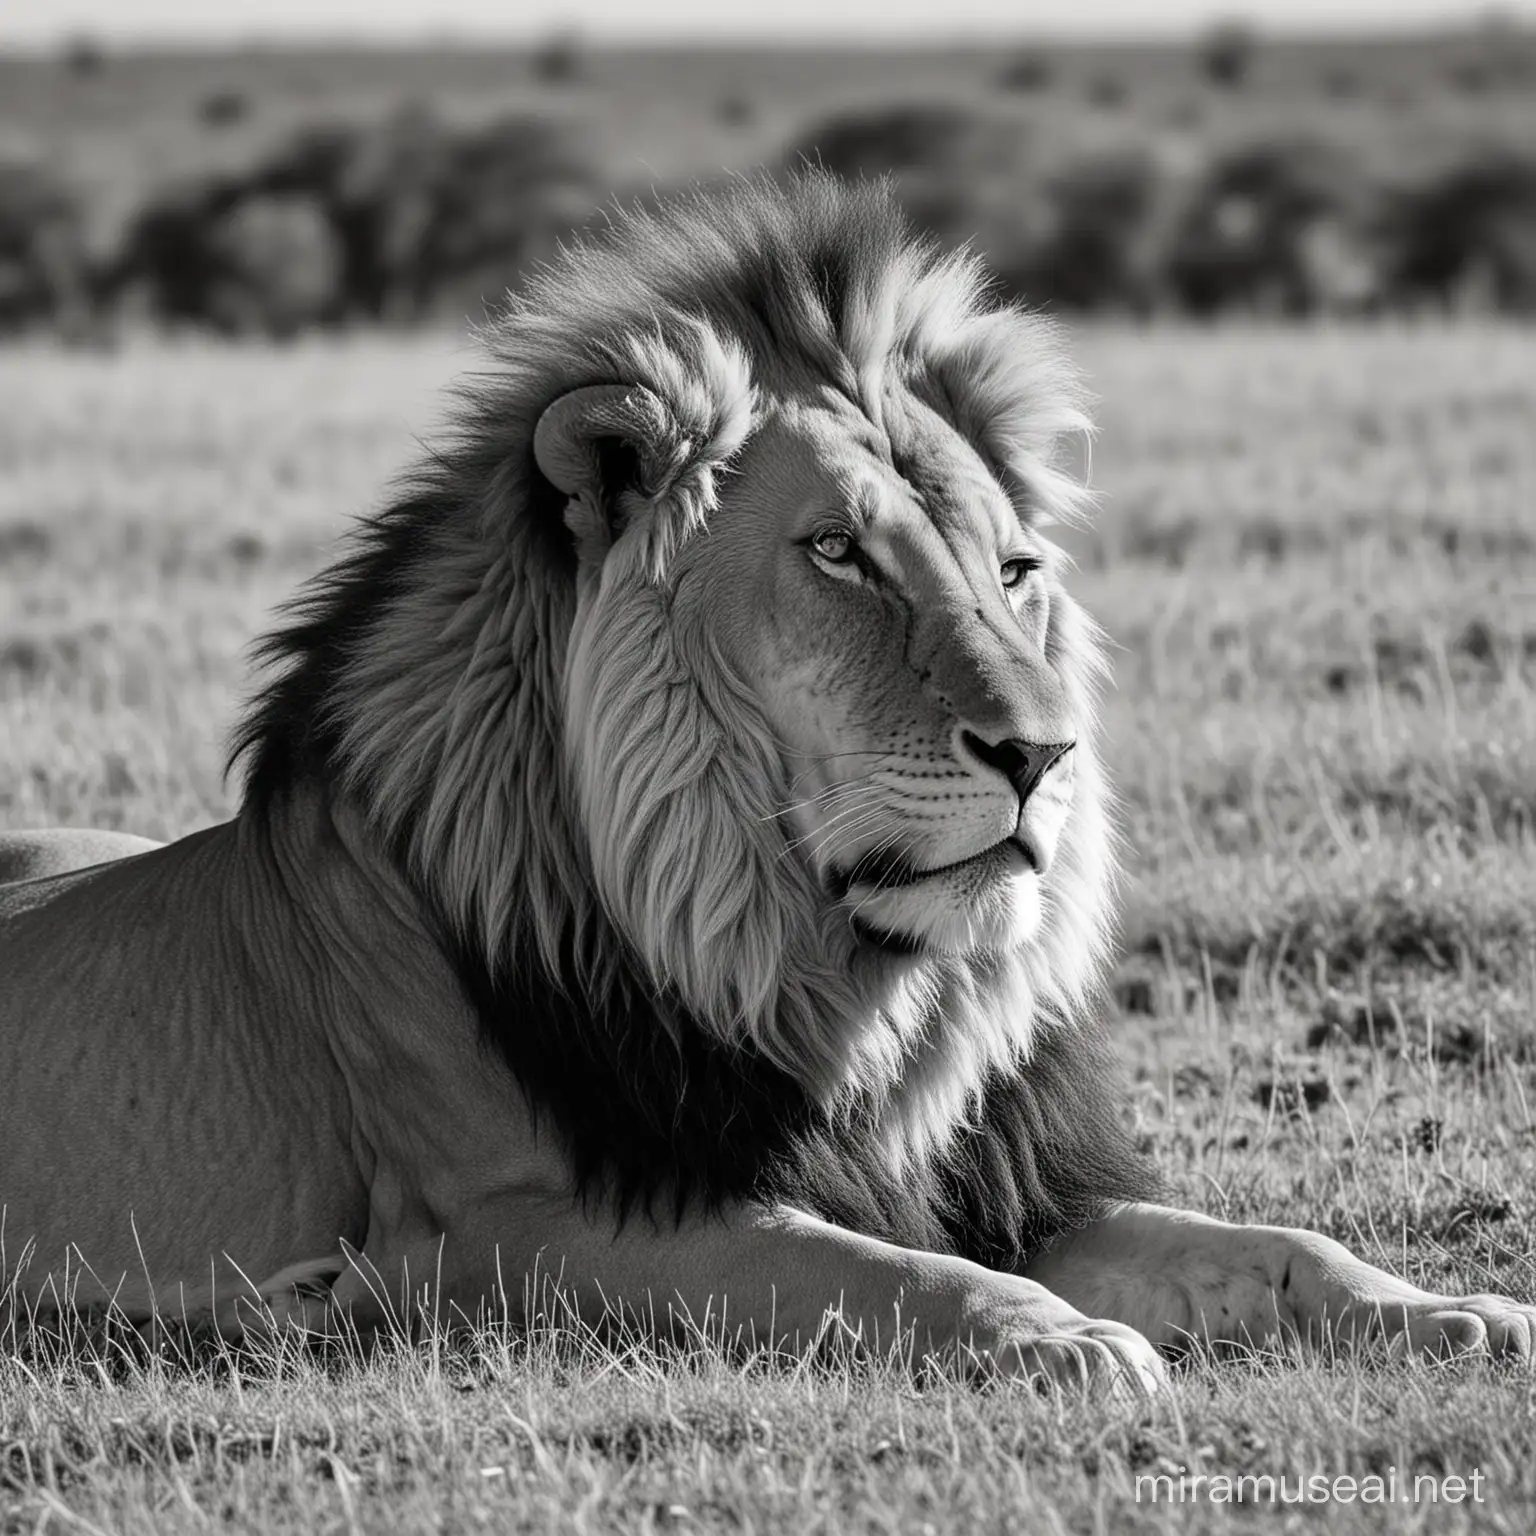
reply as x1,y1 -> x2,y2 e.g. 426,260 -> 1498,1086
533,384 -> 689,560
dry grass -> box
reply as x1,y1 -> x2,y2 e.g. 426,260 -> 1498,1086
2,322 -> 1534,1532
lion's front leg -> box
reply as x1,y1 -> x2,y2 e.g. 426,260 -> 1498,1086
337,1197 -> 1167,1396
1024,1202 -> 1536,1362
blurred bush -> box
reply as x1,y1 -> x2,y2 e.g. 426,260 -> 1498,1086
111,181 -> 340,335
788,101 -> 1536,319
204,195 -> 343,336
60,35 -> 108,78
0,157 -> 92,334
1198,19 -> 1259,91
198,89 -> 252,129
995,53 -> 1056,94
393,113 -> 598,316
1382,149 -> 1536,314
13,80 -> 1536,336
792,104 -> 1178,311
529,29 -> 585,86
1164,138 -> 1380,315
1013,147 -> 1184,312
998,53 -> 1054,94
109,109 -> 599,333
789,103 -> 1037,210
786,103 -> 1055,272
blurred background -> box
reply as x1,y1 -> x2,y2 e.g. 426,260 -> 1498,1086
4,0 -> 1536,338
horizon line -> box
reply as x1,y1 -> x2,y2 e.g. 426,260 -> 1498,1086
2,17 -> 1527,56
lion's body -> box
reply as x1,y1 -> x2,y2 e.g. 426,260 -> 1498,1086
0,789 -> 1144,1329
3,175 -> 1531,1375
0,819 -> 366,1319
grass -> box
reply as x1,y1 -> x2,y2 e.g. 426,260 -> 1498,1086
2,321 -> 1534,1531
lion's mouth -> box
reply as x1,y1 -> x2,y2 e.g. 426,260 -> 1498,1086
830,836 -> 1033,899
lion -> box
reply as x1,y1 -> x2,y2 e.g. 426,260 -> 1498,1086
3,175 -> 1531,1387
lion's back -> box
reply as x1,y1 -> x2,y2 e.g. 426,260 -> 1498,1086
0,828 -> 164,889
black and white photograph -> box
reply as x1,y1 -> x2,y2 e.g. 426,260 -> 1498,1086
2,0 -> 1534,1529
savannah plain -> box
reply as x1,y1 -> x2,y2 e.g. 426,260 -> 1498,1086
3,30 -> 1536,1536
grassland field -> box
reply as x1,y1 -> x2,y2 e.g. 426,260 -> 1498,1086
0,320 -> 1534,1532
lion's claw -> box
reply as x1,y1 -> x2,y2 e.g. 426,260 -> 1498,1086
1380,1292 -> 1536,1363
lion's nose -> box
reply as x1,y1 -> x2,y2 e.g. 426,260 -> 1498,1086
960,732 -> 1075,806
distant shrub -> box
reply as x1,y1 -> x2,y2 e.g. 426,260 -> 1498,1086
0,158 -> 90,332
315,110 -> 453,318
199,88 -> 251,128
792,103 -> 1010,181
109,185 -> 217,324
530,29 -> 584,85
114,109 -> 599,328
998,53 -> 1053,93
789,103 -> 1041,234
1166,138 -> 1380,314
1198,19 -> 1258,91
1383,149 -> 1536,313
1008,147 -> 1178,311
786,103 -> 1054,300
60,35 -> 106,77
113,184 -> 342,335
786,107 -> 1411,317
88,91 -> 1536,331
326,109 -> 598,317
204,194 -> 343,336
407,114 -> 599,314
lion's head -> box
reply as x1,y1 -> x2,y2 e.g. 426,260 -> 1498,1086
560,362 -> 1101,954
236,174 -> 1124,1210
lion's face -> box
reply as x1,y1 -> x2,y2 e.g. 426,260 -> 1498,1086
674,388 -> 1081,960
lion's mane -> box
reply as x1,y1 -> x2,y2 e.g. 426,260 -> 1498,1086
233,174 -> 1156,1260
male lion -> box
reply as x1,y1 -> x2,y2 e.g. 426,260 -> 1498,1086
2,176 -> 1531,1388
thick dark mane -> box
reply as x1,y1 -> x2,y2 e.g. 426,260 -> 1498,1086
230,494 -> 435,814
450,923 -> 1158,1263
227,173 -> 1158,1263
229,464 -> 573,815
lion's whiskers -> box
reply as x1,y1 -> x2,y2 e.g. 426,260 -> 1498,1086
766,776 -> 888,837
798,804 -> 907,881
779,788 -> 892,865
782,749 -> 901,794
759,754 -> 903,823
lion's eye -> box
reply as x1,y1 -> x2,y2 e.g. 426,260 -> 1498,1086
811,530 -> 855,563
1000,556 -> 1039,590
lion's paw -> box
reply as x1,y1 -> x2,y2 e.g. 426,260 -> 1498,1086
1005,1318 -> 1169,1399
957,1280 -> 1168,1399
1382,1292 -> 1536,1363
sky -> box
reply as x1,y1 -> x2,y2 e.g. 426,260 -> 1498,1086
7,0 -> 1532,47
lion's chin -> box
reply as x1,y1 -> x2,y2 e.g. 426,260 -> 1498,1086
845,859 -> 1044,959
